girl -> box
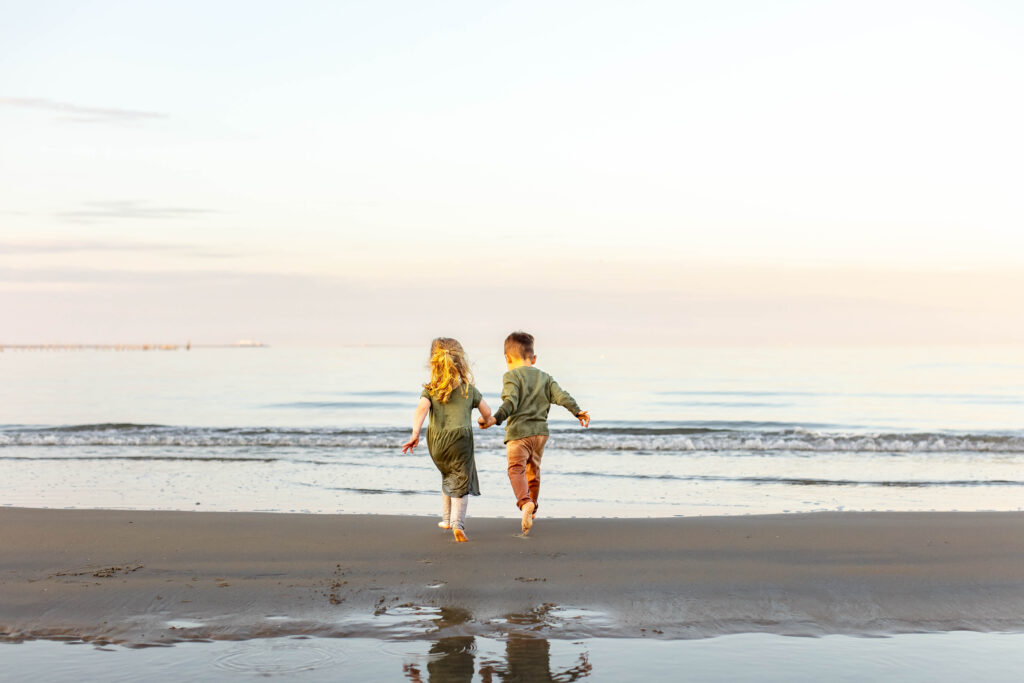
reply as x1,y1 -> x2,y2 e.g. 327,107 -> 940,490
401,338 -> 493,542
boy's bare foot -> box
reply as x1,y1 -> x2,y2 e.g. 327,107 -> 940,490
521,502 -> 535,535
453,528 -> 468,542
438,521 -> 451,530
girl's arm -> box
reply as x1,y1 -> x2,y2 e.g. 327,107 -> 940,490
401,397 -> 431,453
476,398 -> 496,429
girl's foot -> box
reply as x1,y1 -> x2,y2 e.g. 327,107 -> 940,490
521,501 -> 536,535
438,521 -> 451,530
453,527 -> 468,542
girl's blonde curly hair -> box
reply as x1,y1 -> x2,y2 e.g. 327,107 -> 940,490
424,337 -> 473,404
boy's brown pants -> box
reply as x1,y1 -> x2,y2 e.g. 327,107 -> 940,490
506,435 -> 548,511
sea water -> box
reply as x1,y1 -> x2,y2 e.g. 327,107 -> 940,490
3,345 -> 1024,680
1,345 -> 1023,517
5,631 -> 1024,682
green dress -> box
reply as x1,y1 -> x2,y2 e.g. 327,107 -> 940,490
421,383 -> 482,497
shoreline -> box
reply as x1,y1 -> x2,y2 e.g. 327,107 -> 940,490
2,508 -> 1024,646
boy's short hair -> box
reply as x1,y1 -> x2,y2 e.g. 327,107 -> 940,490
504,331 -> 535,359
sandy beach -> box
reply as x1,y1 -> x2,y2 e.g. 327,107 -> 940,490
2,508 -> 1023,646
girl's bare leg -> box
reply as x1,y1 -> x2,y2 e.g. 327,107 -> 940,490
438,494 -> 452,529
451,496 -> 468,542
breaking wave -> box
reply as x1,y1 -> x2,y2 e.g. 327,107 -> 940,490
1,423 -> 1022,454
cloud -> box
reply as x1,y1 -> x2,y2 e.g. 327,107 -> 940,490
4,266 -> 185,283
0,96 -> 167,123
0,239 -> 232,258
0,266 -> 273,288
57,201 -> 218,224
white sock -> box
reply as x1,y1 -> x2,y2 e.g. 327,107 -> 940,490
451,496 -> 468,530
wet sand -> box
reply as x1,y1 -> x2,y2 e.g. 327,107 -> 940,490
2,508 -> 1023,645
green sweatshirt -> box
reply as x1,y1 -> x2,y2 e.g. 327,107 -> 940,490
492,365 -> 583,442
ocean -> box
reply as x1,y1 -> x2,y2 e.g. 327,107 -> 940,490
2,344 -> 1022,518
8,631 -> 1024,682
4,344 -> 1024,682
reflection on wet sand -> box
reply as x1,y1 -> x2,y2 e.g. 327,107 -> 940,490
402,607 -> 592,683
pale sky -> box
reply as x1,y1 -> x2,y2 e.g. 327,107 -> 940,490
2,1 -> 1023,346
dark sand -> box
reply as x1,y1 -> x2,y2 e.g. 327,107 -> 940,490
2,508 -> 1024,645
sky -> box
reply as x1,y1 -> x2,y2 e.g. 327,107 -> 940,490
2,0 -> 1022,346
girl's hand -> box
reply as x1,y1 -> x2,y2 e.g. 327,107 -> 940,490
401,434 -> 420,453
576,411 -> 591,428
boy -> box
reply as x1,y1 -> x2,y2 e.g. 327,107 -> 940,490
479,331 -> 590,534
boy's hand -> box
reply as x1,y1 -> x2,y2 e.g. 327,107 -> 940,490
478,415 -> 497,429
401,434 -> 419,453
576,411 -> 590,428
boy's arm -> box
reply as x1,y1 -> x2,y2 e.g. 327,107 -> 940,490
491,374 -> 520,425
549,378 -> 582,415
549,378 -> 587,424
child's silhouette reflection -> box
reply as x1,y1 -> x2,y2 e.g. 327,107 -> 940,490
403,607 -> 591,682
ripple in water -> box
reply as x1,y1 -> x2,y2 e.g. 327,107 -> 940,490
213,638 -> 341,675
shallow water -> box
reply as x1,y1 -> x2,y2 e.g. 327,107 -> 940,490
2,345 -> 1023,517
6,631 -> 1024,682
